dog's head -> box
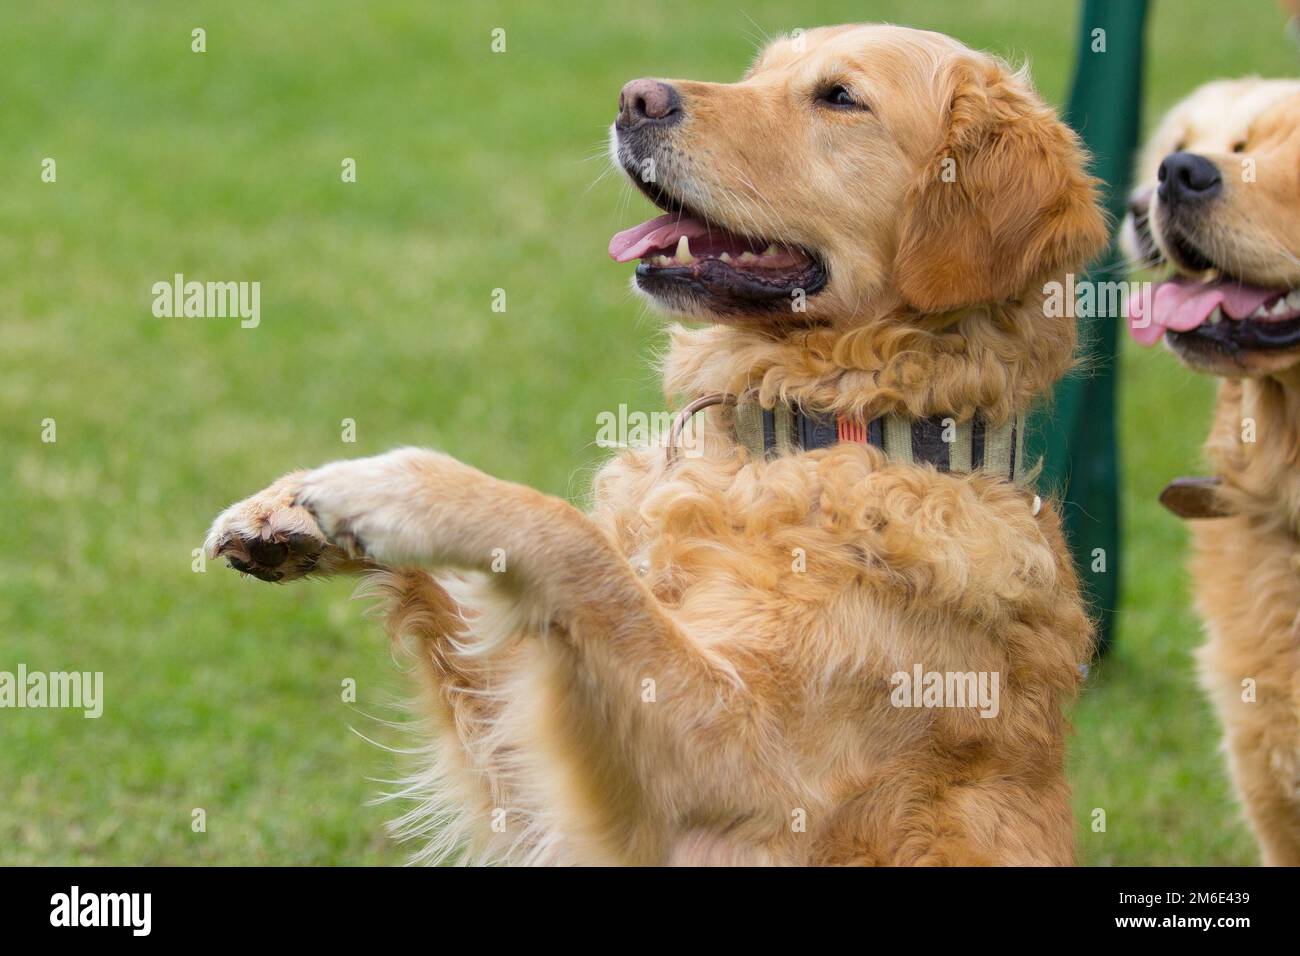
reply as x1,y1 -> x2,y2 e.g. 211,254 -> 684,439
1121,78 -> 1300,269
609,24 -> 1106,330
1127,80 -> 1300,377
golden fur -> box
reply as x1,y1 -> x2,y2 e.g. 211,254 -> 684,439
1136,84 -> 1300,865
206,25 -> 1106,865
1193,377 -> 1300,865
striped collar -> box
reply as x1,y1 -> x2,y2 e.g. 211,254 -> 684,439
669,394 -> 1027,483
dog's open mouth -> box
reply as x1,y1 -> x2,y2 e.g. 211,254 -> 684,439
1129,272 -> 1300,356
1129,208 -> 1300,366
1129,224 -> 1300,360
608,180 -> 827,317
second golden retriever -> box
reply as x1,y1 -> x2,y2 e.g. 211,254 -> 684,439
1127,80 -> 1300,865
206,24 -> 1105,865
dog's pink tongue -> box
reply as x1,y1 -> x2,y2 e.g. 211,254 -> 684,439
608,214 -> 711,262
1127,277 -> 1278,346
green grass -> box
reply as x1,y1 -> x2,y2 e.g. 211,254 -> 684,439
1,0 -> 1292,865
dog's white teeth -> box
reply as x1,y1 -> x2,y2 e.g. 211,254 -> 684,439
1207,306 -> 1223,325
719,252 -> 732,263
1252,304 -> 1270,319
762,244 -> 780,257
655,255 -> 672,266
739,251 -> 757,263
1199,268 -> 1221,284
1273,299 -> 1291,316
1286,290 -> 1300,310
675,235 -> 693,264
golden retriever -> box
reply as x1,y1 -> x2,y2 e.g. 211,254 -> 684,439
206,24 -> 1106,865
1126,80 -> 1300,865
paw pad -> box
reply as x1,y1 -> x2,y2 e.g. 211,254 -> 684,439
214,530 -> 323,583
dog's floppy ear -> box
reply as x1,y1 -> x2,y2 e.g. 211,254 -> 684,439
894,58 -> 1108,313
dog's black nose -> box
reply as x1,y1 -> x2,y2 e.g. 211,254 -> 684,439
1157,152 -> 1223,204
617,79 -> 682,130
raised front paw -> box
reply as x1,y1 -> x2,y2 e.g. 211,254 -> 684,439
293,448 -> 443,567
206,471 -> 367,582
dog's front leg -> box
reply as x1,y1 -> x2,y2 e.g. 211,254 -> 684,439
225,449 -> 782,861
293,448 -> 692,647
295,447 -> 748,745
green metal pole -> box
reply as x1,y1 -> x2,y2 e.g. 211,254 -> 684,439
1030,0 -> 1149,656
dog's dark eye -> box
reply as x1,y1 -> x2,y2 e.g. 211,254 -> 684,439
817,84 -> 867,111
1232,140 -> 1247,153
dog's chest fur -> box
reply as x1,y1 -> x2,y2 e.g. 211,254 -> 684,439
539,435 -> 1085,858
